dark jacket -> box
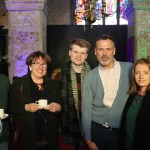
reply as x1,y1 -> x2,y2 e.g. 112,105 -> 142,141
9,74 -> 61,150
119,91 -> 150,150
60,61 -> 91,144
0,74 -> 10,144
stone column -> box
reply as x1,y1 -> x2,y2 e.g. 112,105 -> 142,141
5,0 -> 48,82
127,0 -> 150,62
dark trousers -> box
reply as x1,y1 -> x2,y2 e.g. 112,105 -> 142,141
91,122 -> 119,150
58,138 -> 89,150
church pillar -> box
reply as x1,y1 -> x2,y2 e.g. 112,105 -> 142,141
127,0 -> 150,62
5,0 -> 48,82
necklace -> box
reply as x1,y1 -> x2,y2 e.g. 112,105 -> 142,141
34,82 -> 44,91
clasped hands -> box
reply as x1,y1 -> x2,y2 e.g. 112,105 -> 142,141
25,102 -> 61,113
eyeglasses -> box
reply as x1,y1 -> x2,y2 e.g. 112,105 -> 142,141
32,62 -> 47,68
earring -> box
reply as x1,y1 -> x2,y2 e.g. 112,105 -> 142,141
29,67 -> 32,71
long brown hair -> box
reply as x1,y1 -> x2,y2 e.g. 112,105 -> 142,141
129,58 -> 150,94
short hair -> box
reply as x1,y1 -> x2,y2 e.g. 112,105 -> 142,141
26,51 -> 51,66
96,34 -> 115,47
129,58 -> 150,94
69,38 -> 90,53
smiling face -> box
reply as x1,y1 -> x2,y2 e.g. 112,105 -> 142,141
69,44 -> 88,66
30,57 -> 47,81
134,64 -> 150,91
95,39 -> 116,68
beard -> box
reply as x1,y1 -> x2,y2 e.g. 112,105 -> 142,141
99,56 -> 114,66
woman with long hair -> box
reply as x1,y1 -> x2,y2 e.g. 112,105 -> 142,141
119,58 -> 150,150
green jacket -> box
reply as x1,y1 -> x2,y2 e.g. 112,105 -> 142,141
0,74 -> 10,144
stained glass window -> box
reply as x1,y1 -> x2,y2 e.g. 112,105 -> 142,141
120,0 -> 128,25
75,0 -> 128,25
105,0 -> 117,25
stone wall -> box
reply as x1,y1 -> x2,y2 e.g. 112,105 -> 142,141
0,0 -> 71,25
47,0 -> 71,25
127,0 -> 150,61
6,0 -> 48,82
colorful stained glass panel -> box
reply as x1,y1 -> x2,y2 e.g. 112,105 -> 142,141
75,0 -> 128,25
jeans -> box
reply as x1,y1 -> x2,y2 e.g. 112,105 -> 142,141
91,121 -> 119,150
0,141 -> 8,150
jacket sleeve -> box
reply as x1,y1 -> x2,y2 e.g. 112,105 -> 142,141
0,75 -> 9,110
82,72 -> 94,140
9,77 -> 27,115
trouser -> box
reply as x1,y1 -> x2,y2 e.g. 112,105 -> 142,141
91,121 -> 120,150
0,141 -> 8,150
58,137 -> 89,150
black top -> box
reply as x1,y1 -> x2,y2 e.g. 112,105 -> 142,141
118,91 -> 150,150
9,73 -> 61,150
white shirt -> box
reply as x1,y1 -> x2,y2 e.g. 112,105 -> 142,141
99,60 -> 121,107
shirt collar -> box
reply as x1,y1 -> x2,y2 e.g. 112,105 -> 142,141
99,58 -> 117,71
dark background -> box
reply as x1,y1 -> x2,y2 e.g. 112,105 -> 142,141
0,26 -> 8,76
0,25 -> 128,76
47,25 -> 128,75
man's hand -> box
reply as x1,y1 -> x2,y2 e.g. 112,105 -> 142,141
86,140 -> 99,150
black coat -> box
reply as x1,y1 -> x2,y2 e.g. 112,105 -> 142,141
9,74 -> 61,150
119,91 -> 150,150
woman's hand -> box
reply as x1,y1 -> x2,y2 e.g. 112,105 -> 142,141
44,102 -> 61,113
25,103 -> 40,112
86,140 -> 99,150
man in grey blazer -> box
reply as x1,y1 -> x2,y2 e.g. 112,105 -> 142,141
82,34 -> 132,150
